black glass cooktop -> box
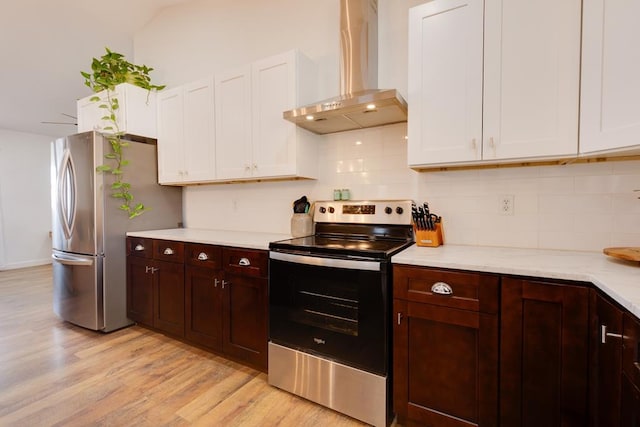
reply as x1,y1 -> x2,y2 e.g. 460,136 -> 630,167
269,234 -> 413,260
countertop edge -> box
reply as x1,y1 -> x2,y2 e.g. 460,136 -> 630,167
392,244 -> 640,319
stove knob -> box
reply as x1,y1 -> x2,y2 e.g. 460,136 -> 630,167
329,206 -> 335,214
319,207 -> 326,214
385,206 -> 393,214
396,206 -> 404,214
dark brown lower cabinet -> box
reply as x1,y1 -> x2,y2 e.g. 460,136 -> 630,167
127,238 -> 268,371
501,277 -> 590,427
126,238 -> 185,337
622,313 -> 640,426
394,300 -> 498,427
393,265 -> 499,427
590,290 -> 624,427
153,260 -> 185,336
185,264 -> 224,350
222,272 -> 268,369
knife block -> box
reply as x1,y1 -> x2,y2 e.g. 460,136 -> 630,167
414,221 -> 444,247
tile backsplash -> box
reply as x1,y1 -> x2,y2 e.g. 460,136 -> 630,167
185,123 -> 640,252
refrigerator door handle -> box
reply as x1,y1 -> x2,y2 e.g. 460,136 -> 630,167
52,252 -> 94,266
58,148 -> 78,240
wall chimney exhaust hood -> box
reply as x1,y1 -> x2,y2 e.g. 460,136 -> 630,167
283,0 -> 407,135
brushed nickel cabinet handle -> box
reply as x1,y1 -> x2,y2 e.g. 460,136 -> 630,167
134,244 -> 145,251
238,257 -> 250,266
431,282 -> 453,295
222,280 -> 230,289
214,278 -> 220,288
163,247 -> 174,255
601,324 -> 623,344
197,252 -> 209,261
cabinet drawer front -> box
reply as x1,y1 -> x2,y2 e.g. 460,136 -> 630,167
185,243 -> 222,269
126,237 -> 153,258
152,240 -> 185,263
393,265 -> 499,313
223,248 -> 268,278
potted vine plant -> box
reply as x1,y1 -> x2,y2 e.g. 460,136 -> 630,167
81,47 -> 165,219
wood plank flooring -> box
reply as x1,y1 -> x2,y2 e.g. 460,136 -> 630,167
0,265 -> 369,426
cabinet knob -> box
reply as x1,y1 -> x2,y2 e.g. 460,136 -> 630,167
431,282 -> 453,295
601,324 -> 623,344
197,252 -> 209,261
163,247 -> 174,255
238,257 -> 251,266
134,244 -> 145,251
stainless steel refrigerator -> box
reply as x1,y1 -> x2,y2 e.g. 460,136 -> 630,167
51,131 -> 182,332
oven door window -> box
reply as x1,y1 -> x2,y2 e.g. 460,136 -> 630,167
269,257 -> 389,376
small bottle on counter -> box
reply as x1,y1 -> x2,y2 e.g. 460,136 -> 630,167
333,189 -> 342,201
340,189 -> 350,200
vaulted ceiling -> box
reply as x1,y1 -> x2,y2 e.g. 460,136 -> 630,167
0,0 -> 192,137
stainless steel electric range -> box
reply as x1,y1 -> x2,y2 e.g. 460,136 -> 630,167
268,200 -> 414,427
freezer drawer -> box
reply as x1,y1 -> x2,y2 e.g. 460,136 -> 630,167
52,250 -> 104,330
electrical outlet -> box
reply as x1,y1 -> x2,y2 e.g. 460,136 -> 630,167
500,195 -> 515,215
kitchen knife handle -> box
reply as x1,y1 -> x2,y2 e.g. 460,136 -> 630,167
431,282 -> 453,295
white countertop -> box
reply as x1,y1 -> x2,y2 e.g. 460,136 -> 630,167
392,244 -> 640,319
126,228 -> 291,251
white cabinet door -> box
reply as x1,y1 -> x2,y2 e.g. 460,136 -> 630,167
408,0 -> 580,168
215,66 -> 252,180
251,51 -> 297,178
580,0 -> 640,154
182,78 -> 216,183
157,87 -> 185,184
483,0 -> 580,161
407,0 -> 484,166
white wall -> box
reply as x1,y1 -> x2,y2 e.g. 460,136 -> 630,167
0,129 -> 52,270
135,0 -> 640,252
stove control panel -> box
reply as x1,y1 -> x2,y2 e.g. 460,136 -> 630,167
314,200 -> 414,225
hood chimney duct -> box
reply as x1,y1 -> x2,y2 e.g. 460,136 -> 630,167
283,0 -> 407,135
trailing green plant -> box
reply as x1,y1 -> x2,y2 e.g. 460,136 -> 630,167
81,48 -> 165,219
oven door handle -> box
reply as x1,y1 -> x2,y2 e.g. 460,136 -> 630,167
269,251 -> 381,271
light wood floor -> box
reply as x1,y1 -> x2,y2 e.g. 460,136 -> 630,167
0,265 -> 369,426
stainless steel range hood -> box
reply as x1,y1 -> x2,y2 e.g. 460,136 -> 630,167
283,0 -> 407,135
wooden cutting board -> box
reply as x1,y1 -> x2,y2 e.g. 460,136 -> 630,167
603,247 -> 640,263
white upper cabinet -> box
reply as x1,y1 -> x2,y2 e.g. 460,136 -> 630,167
157,78 -> 216,185
215,50 -> 319,181
407,0 -> 483,165
580,0 -> 640,155
77,83 -> 158,139
215,66 -> 252,180
408,0 -> 581,168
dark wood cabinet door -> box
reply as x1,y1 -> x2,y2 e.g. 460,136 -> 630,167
185,265 -> 223,351
622,374 -> 640,426
590,291 -> 623,427
393,299 -> 498,427
501,277 -> 589,427
153,260 -> 185,337
126,255 -> 154,326
222,273 -> 268,371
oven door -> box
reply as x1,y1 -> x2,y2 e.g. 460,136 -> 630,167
269,251 -> 390,376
